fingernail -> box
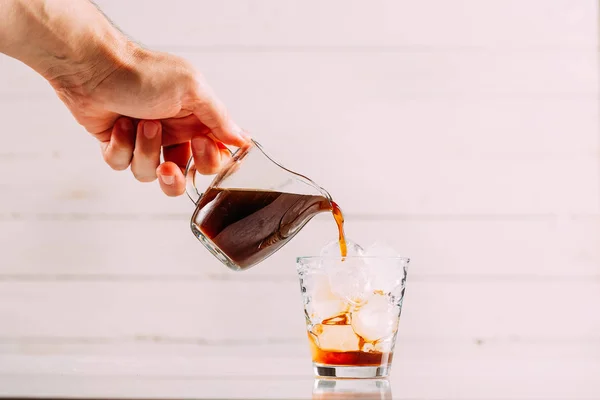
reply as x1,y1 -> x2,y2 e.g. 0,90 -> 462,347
160,174 -> 174,185
119,118 -> 133,132
143,121 -> 159,139
191,137 -> 206,156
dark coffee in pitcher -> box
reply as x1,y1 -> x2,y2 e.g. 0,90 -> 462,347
192,187 -> 346,270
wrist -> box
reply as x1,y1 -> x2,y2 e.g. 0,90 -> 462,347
0,0 -> 140,95
44,30 -> 139,94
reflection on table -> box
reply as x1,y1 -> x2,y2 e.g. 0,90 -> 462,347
312,378 -> 392,399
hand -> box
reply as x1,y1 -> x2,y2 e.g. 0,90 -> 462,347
0,0 -> 249,196
51,45 -> 249,196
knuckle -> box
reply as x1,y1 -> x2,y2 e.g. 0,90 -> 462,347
130,162 -> 156,182
164,191 -> 181,198
113,161 -> 130,171
104,153 -> 130,171
133,172 -> 157,183
163,184 -> 185,197
195,164 -> 219,175
108,162 -> 129,171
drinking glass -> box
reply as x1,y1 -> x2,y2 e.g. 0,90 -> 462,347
297,255 -> 410,378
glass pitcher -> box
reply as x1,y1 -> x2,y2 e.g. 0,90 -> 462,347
185,139 -> 334,271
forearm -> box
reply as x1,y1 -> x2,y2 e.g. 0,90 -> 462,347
0,0 -> 134,89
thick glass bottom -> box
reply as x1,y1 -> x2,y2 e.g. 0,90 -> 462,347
313,363 -> 391,379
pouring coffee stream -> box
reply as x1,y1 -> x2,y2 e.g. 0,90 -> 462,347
331,201 -> 347,258
185,139 -> 347,271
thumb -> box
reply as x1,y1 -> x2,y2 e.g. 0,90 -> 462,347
189,82 -> 250,147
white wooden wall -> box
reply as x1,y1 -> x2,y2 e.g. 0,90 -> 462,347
0,1 -> 598,398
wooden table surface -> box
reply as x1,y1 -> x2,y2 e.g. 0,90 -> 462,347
1,339 -> 599,399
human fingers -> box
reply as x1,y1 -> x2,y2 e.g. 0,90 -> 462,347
100,117 -> 136,171
161,114 -> 211,147
163,142 -> 192,172
191,136 -> 232,175
155,142 -> 191,197
131,120 -> 162,182
186,76 -> 250,147
156,161 -> 186,197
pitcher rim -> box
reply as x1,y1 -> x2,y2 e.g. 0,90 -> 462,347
249,139 -> 333,203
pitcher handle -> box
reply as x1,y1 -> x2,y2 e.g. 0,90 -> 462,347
184,156 -> 202,204
184,147 -> 235,204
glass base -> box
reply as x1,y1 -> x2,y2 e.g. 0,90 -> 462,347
190,222 -> 241,271
313,363 -> 391,379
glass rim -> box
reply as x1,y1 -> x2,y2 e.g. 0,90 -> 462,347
296,255 -> 410,263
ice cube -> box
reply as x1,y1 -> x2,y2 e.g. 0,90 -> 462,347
364,242 -> 404,295
327,257 -> 371,305
362,342 -> 376,353
312,324 -> 361,351
351,294 -> 399,342
310,300 -> 348,323
320,238 -> 365,258
362,338 -> 393,353
374,337 -> 394,353
305,273 -> 348,322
